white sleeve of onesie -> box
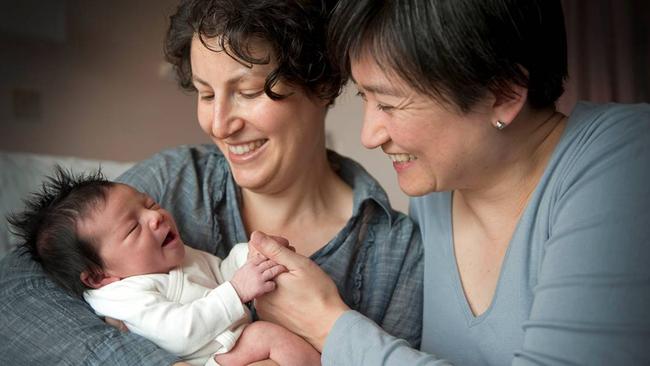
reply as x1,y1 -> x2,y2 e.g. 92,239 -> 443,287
219,243 -> 249,281
85,276 -> 247,357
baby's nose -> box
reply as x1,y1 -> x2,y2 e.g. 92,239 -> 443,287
149,211 -> 164,229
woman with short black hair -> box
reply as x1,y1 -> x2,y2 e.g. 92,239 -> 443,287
253,1 -> 650,364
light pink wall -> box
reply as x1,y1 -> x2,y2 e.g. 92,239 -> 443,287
0,0 -> 209,162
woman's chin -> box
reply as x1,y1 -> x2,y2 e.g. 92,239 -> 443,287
231,171 -> 273,192
398,175 -> 437,197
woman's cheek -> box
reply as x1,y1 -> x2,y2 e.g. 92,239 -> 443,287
197,106 -> 212,135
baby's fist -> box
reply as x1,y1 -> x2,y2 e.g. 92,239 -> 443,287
229,255 -> 287,303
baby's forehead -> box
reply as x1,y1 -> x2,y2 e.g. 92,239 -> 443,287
75,201 -> 111,244
110,182 -> 143,197
102,184 -> 146,214
79,183 -> 142,234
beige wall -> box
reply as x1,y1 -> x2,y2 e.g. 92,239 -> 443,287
0,0 -> 411,212
0,0 -> 209,161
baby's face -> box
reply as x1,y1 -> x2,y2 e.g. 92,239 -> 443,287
79,183 -> 185,278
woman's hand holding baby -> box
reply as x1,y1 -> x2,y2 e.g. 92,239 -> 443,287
230,255 -> 287,303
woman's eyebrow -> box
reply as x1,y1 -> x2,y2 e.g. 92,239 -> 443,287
352,78 -> 405,97
364,84 -> 405,97
192,68 -> 267,87
192,76 -> 210,86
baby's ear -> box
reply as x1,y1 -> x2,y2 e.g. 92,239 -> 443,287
80,270 -> 120,289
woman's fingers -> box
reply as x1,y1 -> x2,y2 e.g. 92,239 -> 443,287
250,231 -> 308,270
248,233 -> 291,259
268,234 -> 290,247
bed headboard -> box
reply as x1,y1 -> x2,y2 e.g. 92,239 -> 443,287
0,151 -> 135,259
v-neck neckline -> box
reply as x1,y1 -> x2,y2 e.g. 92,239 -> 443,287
444,110 -> 578,324
446,191 -> 519,324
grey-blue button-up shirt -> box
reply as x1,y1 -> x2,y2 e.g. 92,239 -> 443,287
0,145 -> 423,365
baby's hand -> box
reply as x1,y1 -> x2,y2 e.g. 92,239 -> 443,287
230,255 -> 288,303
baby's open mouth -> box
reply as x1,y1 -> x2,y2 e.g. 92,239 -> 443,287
162,231 -> 176,247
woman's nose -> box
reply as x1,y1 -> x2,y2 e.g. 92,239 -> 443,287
360,109 -> 390,149
211,96 -> 244,139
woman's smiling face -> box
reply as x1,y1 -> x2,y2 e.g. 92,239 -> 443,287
190,36 -> 329,194
351,52 -> 497,196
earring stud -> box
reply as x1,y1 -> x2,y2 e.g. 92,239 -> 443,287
495,120 -> 506,130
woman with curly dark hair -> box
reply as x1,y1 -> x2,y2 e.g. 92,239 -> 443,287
0,1 -> 423,365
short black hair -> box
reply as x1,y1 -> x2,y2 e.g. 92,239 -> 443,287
165,0 -> 343,104
7,167 -> 114,298
329,0 -> 568,112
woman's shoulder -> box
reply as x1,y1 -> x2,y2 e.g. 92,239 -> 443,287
566,102 -> 650,142
555,102 -> 650,169
118,144 -> 229,194
544,102 -> 650,216
131,144 -> 226,172
570,101 -> 650,119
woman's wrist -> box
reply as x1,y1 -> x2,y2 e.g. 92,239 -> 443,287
311,300 -> 350,351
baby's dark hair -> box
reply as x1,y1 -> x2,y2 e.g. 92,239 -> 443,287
7,166 -> 114,298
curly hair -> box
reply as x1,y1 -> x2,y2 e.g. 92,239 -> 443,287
165,0 -> 343,104
7,167 -> 113,298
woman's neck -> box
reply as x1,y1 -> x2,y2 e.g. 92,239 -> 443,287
240,151 -> 353,255
455,107 -> 567,240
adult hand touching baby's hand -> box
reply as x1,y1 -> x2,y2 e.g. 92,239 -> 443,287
230,255 -> 287,303
247,234 -> 295,258
251,230 -> 349,351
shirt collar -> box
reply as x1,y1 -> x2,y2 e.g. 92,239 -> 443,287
215,146 -> 396,229
327,150 -> 395,227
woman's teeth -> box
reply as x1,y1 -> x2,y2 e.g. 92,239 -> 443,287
228,140 -> 266,155
388,153 -> 417,163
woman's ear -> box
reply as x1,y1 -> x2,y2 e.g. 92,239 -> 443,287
80,270 -> 120,289
491,82 -> 528,129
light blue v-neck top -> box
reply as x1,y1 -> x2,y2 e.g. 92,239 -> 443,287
322,102 -> 650,365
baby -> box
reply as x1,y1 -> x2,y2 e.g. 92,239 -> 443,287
8,167 -> 320,366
